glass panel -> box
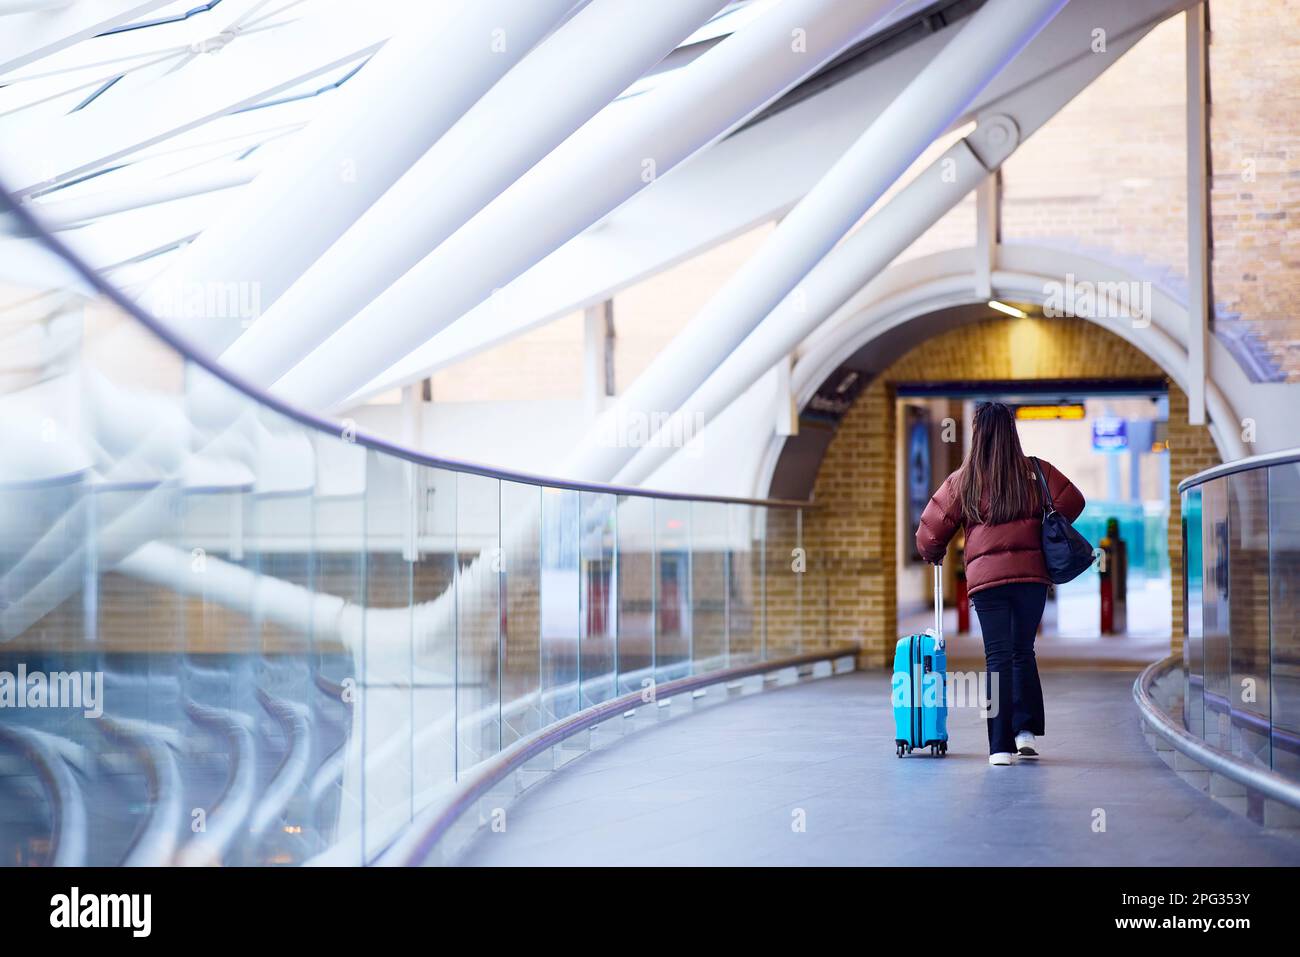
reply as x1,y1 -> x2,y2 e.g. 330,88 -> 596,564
799,508 -> 825,650
654,499 -> 691,683
310,433 -> 367,863
578,492 -> 617,708
1226,469 -> 1271,768
764,507 -> 802,658
540,487 -> 580,722
412,466 -> 457,811
1182,488 -> 1205,739
362,447 -> 414,859
248,413 -> 319,866
455,472 -> 500,774
500,481 -> 541,745
615,495 -> 655,695
691,502 -> 729,674
0,191 -> 854,867
727,503 -> 762,667
1201,477 -> 1231,752
1269,463 -> 1300,781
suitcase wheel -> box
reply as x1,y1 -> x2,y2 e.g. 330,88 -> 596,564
895,743 -> 906,758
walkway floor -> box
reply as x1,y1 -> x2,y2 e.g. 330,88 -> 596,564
459,670 -> 1300,866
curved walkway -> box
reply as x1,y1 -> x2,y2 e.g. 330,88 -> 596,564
459,670 -> 1300,866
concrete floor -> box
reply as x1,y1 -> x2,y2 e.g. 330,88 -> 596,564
459,670 -> 1300,866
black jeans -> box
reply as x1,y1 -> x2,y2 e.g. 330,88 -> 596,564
970,582 -> 1048,755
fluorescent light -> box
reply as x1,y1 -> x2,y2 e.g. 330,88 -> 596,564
988,300 -> 1029,319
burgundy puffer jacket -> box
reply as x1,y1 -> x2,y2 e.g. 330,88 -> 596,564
915,458 -> 1085,594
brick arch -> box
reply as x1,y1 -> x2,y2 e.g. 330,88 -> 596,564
804,316 -> 1220,667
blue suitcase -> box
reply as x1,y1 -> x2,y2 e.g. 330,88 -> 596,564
893,564 -> 948,757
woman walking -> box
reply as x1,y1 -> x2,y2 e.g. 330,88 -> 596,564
915,402 -> 1085,766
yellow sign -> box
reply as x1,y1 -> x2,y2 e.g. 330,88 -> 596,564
1015,404 -> 1086,420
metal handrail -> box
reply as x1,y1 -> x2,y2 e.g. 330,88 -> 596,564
0,725 -> 87,867
0,187 -> 812,510
1133,655 -> 1300,810
1176,447 -> 1300,494
380,644 -> 858,866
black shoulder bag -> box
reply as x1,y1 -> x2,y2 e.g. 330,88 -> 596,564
1031,457 -> 1095,584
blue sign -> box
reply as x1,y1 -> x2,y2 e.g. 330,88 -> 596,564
1092,417 -> 1128,452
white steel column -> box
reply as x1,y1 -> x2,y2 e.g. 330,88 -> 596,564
146,0 -> 579,354
564,0 -> 1070,483
1185,1 -> 1210,426
270,0 -> 907,408
221,0 -> 727,385
33,161 -> 262,228
974,170 -> 1001,300
584,299 -> 614,421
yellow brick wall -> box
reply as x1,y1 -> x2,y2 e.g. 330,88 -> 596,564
1207,0 -> 1300,379
803,317 -> 1219,667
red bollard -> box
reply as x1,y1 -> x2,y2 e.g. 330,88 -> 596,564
1099,534 -> 1114,635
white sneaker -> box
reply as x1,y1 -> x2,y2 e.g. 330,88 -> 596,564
989,752 -> 1014,766
1015,732 -> 1039,757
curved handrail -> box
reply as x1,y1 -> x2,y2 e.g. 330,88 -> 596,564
97,715 -> 184,867
1133,655 -> 1300,810
0,185 -> 810,510
0,725 -> 87,866
248,689 -> 313,842
175,699 -> 257,867
380,644 -> 857,867
1177,446 -> 1300,494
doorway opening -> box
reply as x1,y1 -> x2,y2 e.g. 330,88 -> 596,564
896,377 -> 1172,664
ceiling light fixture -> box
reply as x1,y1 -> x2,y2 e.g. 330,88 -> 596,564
988,300 -> 1029,319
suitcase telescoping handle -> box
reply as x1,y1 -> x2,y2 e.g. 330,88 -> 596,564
931,562 -> 944,650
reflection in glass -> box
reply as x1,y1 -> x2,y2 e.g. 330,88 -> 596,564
0,193 -> 832,866
1227,469 -> 1270,768
1270,464 -> 1300,782
500,481 -> 541,746
654,499 -> 692,683
540,487 -> 580,723
691,502 -> 729,673
578,493 -> 617,707
615,496 -> 655,694
412,467 -> 457,814
764,507 -> 802,657
727,504 -> 763,666
1200,478 -> 1230,751
1182,488 -> 1204,739
455,473 -> 501,773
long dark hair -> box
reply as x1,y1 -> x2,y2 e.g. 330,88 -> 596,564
958,401 -> 1039,526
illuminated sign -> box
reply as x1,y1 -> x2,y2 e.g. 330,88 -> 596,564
1092,417 -> 1128,452
1015,404 -> 1086,420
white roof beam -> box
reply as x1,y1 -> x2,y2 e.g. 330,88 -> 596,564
272,0 -> 909,410
0,0 -> 177,73
615,1 -> 1178,487
220,0 -> 731,386
561,0 -> 1072,484
35,159 -> 259,227
144,0 -> 583,356
0,3 -> 396,195
348,25 -> 955,404
350,0 -> 1193,408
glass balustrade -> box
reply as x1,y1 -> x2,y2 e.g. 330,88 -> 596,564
1181,453 -> 1300,784
0,189 -> 828,866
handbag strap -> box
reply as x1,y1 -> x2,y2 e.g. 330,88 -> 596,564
1030,456 -> 1055,515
